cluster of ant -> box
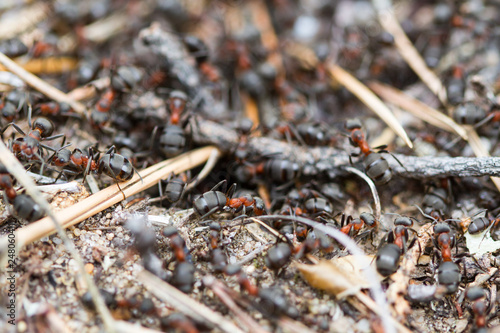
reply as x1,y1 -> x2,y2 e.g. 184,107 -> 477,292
2,0 -> 500,331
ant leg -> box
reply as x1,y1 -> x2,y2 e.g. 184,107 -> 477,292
44,133 -> 66,147
82,153 -> 94,185
211,179 -> 227,192
199,207 -> 222,220
379,149 -> 408,171
106,165 -> 126,200
1,122 -> 26,138
105,145 -> 116,155
226,183 -> 237,198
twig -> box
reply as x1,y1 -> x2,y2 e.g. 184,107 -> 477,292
67,77 -> 110,102
0,138 -> 116,332
464,128 -> 500,192
255,215 -> 397,333
203,276 -> 270,333
0,52 -> 87,116
193,118 -> 500,179
371,1 -> 448,105
327,64 -> 413,148
138,270 -> 245,333
344,167 -> 381,221
0,146 -> 218,250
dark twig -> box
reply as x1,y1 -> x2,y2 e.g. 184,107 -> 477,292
192,118 -> 500,179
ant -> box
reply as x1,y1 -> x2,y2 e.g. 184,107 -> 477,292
90,65 -> 142,130
162,226 -> 191,263
153,90 -> 192,158
433,223 -> 455,263
193,181 -> 266,219
339,212 -> 377,237
0,163 -> 17,203
345,118 -> 404,185
0,162 -> 45,222
466,287 -> 488,331
468,213 -> 500,235
35,101 -> 73,117
183,35 -> 221,82
375,216 -> 419,277
437,261 -> 462,294
224,264 -> 259,296
2,112 -> 64,173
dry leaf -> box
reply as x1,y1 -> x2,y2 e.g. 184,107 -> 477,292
296,255 -> 376,298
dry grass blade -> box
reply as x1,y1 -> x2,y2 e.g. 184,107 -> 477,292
344,166 -> 381,221
373,5 -> 447,105
0,52 -> 87,115
465,128 -> 500,192
328,64 -> 413,148
0,2 -> 49,40
369,81 -> 468,140
248,0 -> 283,74
0,57 -> 79,74
3,146 -> 218,250
0,132 -> 116,332
203,276 -> 270,333
138,270 -> 245,333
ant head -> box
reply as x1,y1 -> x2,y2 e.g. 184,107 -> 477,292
33,117 -> 54,137
360,212 -> 377,227
394,216 -> 413,227
234,117 -> 254,135
167,90 -> 188,110
466,286 -> 486,301
162,226 -> 179,237
433,222 -> 451,234
345,118 -> 362,131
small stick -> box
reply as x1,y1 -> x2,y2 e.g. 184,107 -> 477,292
344,167 -> 381,221
67,77 -> 110,102
203,276 -> 270,333
138,270 -> 245,333
465,128 -> 500,192
0,138 -> 116,332
0,146 -> 219,250
371,1 -> 447,105
0,52 -> 87,116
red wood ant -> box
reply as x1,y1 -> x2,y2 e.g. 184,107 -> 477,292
2,113 -> 64,173
0,162 -> 45,222
345,118 -> 404,185
466,287 -> 488,331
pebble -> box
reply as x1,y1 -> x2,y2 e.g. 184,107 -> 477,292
107,233 -> 115,241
